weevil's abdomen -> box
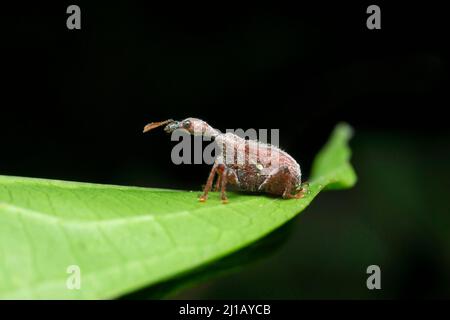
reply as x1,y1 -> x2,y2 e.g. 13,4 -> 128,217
216,133 -> 301,196
257,148 -> 302,196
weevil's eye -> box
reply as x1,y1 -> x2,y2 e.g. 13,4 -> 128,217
183,120 -> 191,128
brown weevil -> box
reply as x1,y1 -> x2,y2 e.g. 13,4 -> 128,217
143,118 -> 306,203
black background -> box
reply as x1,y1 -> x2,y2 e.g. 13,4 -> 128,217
2,2 -> 447,188
1,2 -> 449,299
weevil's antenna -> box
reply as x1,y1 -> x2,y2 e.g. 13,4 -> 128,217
143,119 -> 174,133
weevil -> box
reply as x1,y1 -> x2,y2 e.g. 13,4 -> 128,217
143,118 -> 307,203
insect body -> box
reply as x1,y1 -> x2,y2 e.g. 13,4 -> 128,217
143,118 -> 306,203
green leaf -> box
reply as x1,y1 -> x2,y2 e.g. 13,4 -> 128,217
0,123 -> 356,299
311,123 -> 357,190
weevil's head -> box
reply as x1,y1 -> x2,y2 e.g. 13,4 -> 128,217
164,118 -> 219,138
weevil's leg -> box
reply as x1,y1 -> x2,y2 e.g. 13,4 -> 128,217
214,172 -> 222,192
284,184 -> 304,199
200,163 -> 225,202
199,165 -> 218,202
283,180 -> 307,199
220,169 -> 229,204
293,182 -> 308,199
225,168 -> 239,186
282,179 -> 294,199
258,165 -> 290,193
293,189 -> 305,199
259,165 -> 300,199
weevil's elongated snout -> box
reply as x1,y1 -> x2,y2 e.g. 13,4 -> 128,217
143,119 -> 174,133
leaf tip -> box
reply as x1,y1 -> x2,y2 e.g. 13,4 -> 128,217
334,122 -> 354,141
